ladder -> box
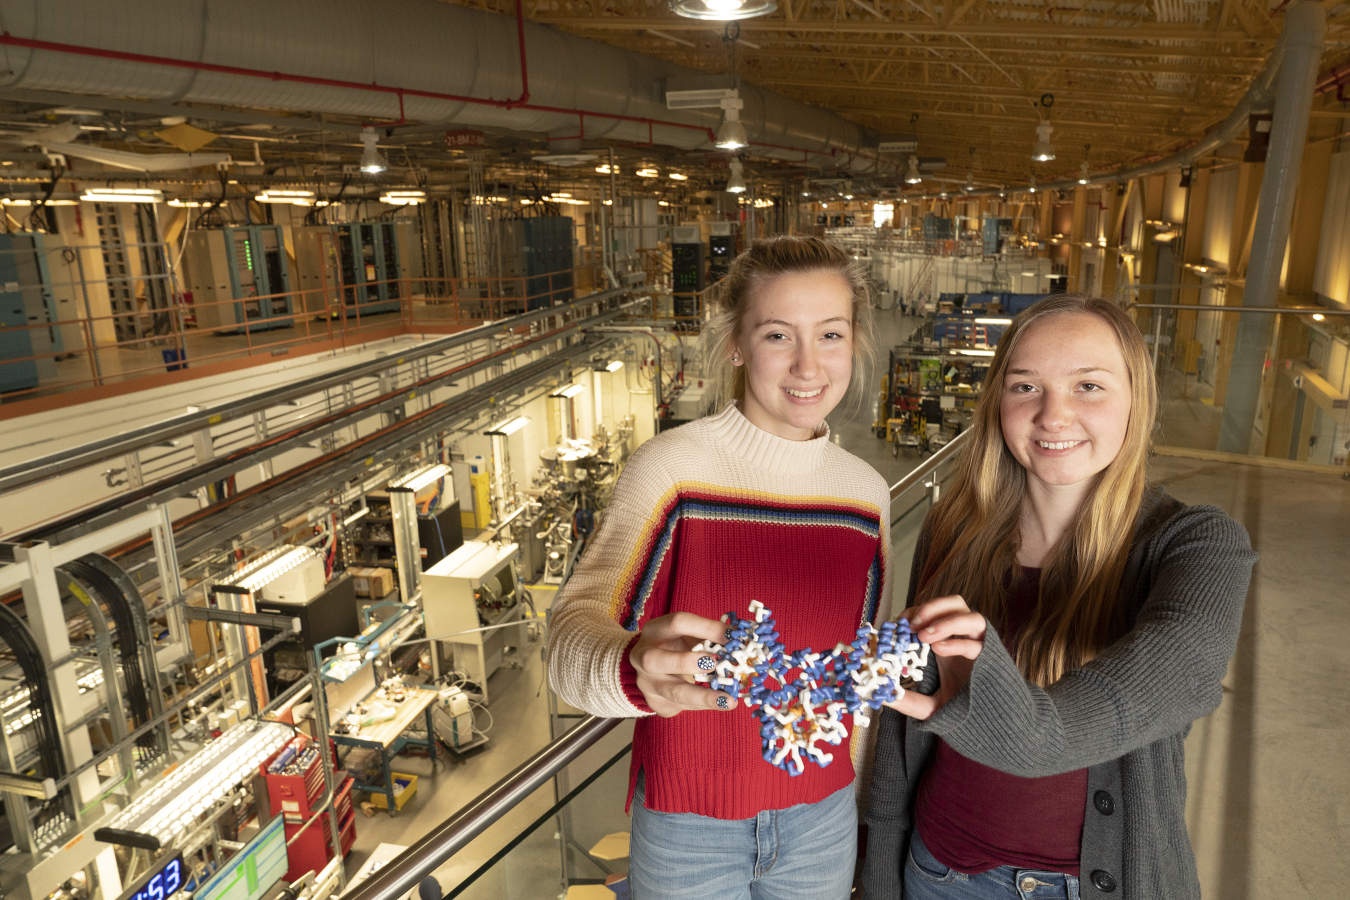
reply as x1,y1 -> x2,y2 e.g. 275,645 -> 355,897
906,254 -> 935,311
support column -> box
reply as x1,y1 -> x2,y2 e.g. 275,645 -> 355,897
1211,160 -> 1265,407
1218,0 -> 1326,453
1068,184 -> 1087,292
1175,167 -> 1211,364
1100,182 -> 1130,303
1261,127 -> 1335,456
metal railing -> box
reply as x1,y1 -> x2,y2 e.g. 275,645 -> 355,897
0,234 -> 612,404
347,716 -> 622,900
332,434 -> 976,900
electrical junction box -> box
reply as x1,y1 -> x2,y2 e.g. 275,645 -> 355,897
422,540 -> 521,702
258,552 -> 326,604
672,386 -> 708,421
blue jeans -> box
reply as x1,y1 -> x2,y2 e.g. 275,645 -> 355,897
628,774 -> 857,900
903,830 -> 1081,900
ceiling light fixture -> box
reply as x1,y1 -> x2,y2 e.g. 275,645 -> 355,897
636,167 -> 659,178
672,0 -> 778,21
81,188 -> 163,203
669,172 -> 688,180
551,383 -> 587,399
380,190 -> 426,205
726,158 -> 747,194
1078,161 -> 1091,185
606,360 -> 624,372
389,463 -> 452,493
595,164 -> 617,174
255,189 -> 315,204
715,98 -> 749,150
1033,122 -> 1056,162
485,416 -> 531,436
359,126 -> 387,175
905,156 -> 922,184
1028,175 -> 1037,194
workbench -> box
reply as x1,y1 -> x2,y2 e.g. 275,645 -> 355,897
330,685 -> 438,815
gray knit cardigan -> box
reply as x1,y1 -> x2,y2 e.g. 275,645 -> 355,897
861,486 -> 1256,900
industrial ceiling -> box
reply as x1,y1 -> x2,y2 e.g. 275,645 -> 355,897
519,0 -> 1350,184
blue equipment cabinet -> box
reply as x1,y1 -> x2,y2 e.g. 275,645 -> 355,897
0,233 -> 62,394
334,222 -> 402,317
184,225 -> 294,333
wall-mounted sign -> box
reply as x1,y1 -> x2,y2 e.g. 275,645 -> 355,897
445,130 -> 486,149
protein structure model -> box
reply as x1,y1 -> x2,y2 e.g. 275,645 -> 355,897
692,600 -> 938,777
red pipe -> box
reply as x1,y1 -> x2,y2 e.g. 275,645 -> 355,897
0,30 -> 898,172
1316,61 -> 1350,94
513,0 -> 530,107
0,31 -> 713,143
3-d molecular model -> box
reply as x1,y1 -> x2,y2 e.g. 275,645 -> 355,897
692,601 -> 938,777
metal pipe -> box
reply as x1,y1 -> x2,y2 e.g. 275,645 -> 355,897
1217,0 -> 1326,454
345,715 -> 621,900
888,429 -> 969,501
1127,303 -> 1350,315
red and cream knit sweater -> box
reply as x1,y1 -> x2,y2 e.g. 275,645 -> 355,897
547,402 -> 894,820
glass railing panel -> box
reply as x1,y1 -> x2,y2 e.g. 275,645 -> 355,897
1125,299 -> 1349,470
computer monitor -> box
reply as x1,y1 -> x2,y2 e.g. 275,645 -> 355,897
194,815 -> 289,900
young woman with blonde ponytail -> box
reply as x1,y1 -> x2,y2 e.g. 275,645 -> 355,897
550,236 -> 891,900
862,295 -> 1256,900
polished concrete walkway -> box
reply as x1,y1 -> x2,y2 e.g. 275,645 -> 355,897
1151,452 -> 1350,900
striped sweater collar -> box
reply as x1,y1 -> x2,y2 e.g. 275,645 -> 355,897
702,402 -> 831,474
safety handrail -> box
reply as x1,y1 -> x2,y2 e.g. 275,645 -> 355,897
0,285 -> 634,494
889,429 -> 970,502
346,715 -> 622,900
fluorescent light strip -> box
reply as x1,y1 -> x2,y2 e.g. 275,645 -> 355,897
220,545 -> 318,593
486,415 -> 531,435
389,462 -> 451,492
81,188 -> 163,203
551,384 -> 585,399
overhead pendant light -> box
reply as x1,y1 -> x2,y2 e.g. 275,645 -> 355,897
1078,161 -> 1091,185
672,0 -> 778,21
1032,122 -> 1056,162
669,172 -> 688,180
1028,175 -> 1038,194
359,126 -> 388,175
964,170 -> 974,192
726,159 -> 747,194
905,156 -> 922,184
715,98 -> 748,150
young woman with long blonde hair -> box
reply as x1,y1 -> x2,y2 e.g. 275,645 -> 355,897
549,235 -> 891,900
863,295 -> 1256,900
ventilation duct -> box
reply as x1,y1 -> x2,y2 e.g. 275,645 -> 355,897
0,0 -> 894,175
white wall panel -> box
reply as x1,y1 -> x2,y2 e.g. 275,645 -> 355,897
1312,150 -> 1350,305
1203,166 -> 1238,267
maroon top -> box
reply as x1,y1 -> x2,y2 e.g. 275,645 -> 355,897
914,567 -> 1088,875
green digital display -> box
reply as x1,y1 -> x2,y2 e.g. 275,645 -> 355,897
193,816 -> 288,900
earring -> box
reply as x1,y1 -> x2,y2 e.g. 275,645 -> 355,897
731,355 -> 740,363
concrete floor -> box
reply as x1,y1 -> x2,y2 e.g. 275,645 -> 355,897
340,309 -> 1350,899
1151,453 -> 1350,899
